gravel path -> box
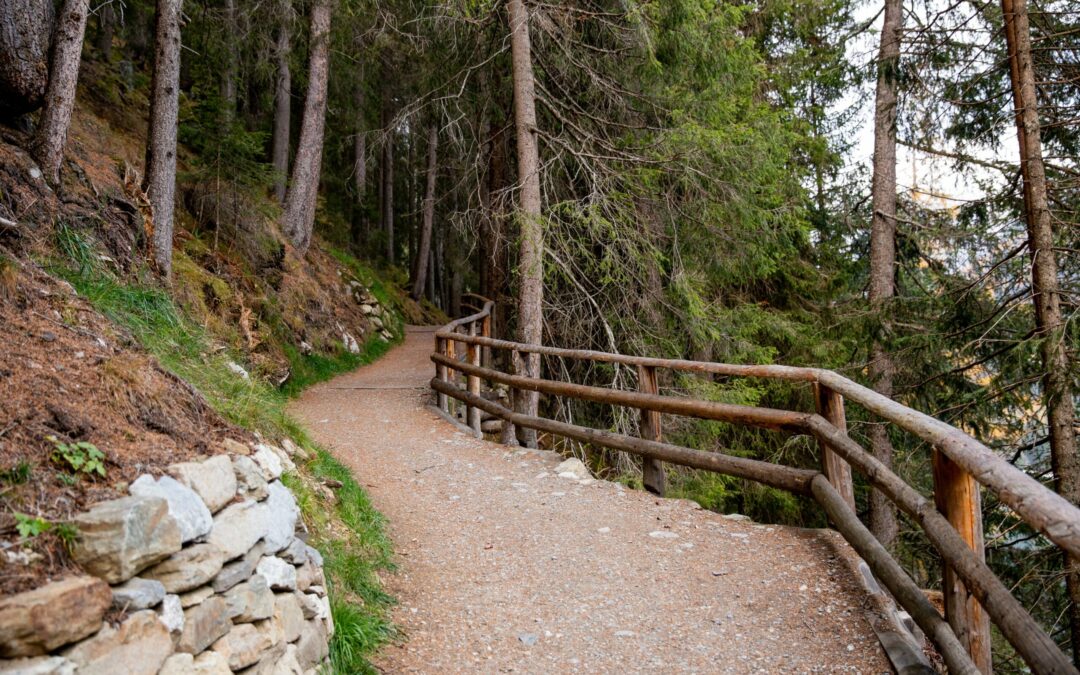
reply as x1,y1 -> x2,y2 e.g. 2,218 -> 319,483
290,327 -> 891,674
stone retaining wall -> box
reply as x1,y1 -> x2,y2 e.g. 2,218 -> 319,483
0,439 -> 333,674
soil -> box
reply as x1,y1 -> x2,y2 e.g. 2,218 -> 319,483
292,327 -> 893,673
0,262 -> 250,595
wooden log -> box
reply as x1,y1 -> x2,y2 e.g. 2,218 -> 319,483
467,323 -> 482,437
810,475 -> 979,675
431,377 -> 818,495
435,336 -> 448,413
813,384 -> 855,511
806,415 -> 1075,675
933,449 -> 992,673
638,365 -> 665,496
499,350 -> 519,446
481,314 -> 492,368
430,353 -> 811,433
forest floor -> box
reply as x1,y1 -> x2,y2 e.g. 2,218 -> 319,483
290,326 -> 892,673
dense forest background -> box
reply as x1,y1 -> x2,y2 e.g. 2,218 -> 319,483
0,0 -> 1076,669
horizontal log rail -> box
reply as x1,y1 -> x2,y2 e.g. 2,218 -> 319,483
431,300 -> 1080,675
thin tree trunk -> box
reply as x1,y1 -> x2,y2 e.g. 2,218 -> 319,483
1001,0 -> 1080,665
506,0 -> 543,448
97,2 -> 113,60
383,125 -> 395,263
411,125 -> 438,300
867,0 -> 902,549
271,0 -> 291,204
34,0 -> 89,184
353,70 -> 366,245
221,0 -> 237,117
281,0 -> 331,256
143,0 -> 182,280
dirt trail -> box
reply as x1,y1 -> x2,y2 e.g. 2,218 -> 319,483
290,327 -> 890,673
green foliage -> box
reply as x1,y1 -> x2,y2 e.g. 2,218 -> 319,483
48,437 -> 106,478
14,513 -> 52,539
0,461 -> 31,485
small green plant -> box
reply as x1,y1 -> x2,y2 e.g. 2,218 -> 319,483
0,460 -> 31,485
49,437 -> 107,478
55,522 -> 78,550
14,513 -> 52,539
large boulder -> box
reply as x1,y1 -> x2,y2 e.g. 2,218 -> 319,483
0,577 -> 111,657
262,481 -> 299,554
70,496 -> 182,584
0,0 -> 53,116
176,596 -> 232,655
207,500 -> 267,561
61,610 -> 172,675
168,456 -> 237,513
142,543 -> 226,593
130,474 -> 213,543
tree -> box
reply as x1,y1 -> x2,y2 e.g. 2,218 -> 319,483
353,65 -> 366,243
34,0 -> 90,183
866,0 -> 902,549
1001,0 -> 1079,662
506,0 -> 543,448
282,0 -> 332,256
271,0 -> 292,204
0,0 -> 53,116
143,0 -> 183,279
411,124 -> 437,300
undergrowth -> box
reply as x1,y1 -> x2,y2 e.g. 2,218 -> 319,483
49,223 -> 397,672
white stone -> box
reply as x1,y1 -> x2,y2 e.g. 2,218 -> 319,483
265,445 -> 296,474
554,458 -> 591,481
232,456 -> 268,501
255,557 -> 297,591
648,530 -> 678,539
130,474 -> 213,543
110,577 -> 166,611
341,332 -> 360,354
158,594 -> 184,635
251,445 -> 284,481
262,481 -> 299,554
226,361 -> 250,380
207,500 -> 268,561
167,456 -> 237,514
0,656 -> 76,674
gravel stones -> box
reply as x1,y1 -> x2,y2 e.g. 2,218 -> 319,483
0,577 -> 112,657
70,496 -> 182,583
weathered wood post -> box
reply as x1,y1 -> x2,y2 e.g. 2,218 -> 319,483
812,383 -> 856,511
446,330 -> 458,419
436,335 -> 448,413
500,349 -> 520,446
637,365 -> 665,496
481,312 -> 492,368
933,449 -> 992,673
467,322 -> 482,436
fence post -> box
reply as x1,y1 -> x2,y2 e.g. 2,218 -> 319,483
812,383 -> 856,511
933,449 -> 992,673
637,365 -> 665,496
467,322 -> 482,436
500,350 -> 520,446
435,336 -> 449,413
481,312 -> 492,368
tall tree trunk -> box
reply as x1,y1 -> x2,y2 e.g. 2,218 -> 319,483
34,0 -> 89,184
271,0 -> 291,205
866,0 -> 902,549
0,0 -> 53,116
143,0 -> 182,280
352,70 -> 366,245
506,0 -> 543,448
382,125 -> 395,263
281,0 -> 331,256
411,125 -> 438,300
1002,0 -> 1080,664
96,2 -> 113,60
221,0 -> 237,117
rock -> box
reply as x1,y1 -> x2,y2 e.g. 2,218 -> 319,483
232,456 -> 269,501
380,331 -> 393,341
370,316 -> 383,329
304,546 -> 323,568
226,361 -> 250,380
294,563 -> 320,592
341,332 -> 360,354
70,496 -> 182,584
296,593 -> 321,620
221,438 -> 251,457
305,584 -> 327,599
518,633 -> 539,646
251,445 -> 283,481
158,594 -> 184,635
224,575 -> 274,623
274,593 -> 306,643
168,456 -> 238,513
265,445 -> 296,474
0,576 -> 111,657
210,623 -> 270,671
110,577 -> 166,611
0,656 -> 76,674
207,500 -> 267,561
143,543 -> 226,593
648,530 -> 678,539
62,610 -> 172,675
359,304 -> 373,315
159,651 -> 231,675
721,513 -> 751,522
272,644 -> 304,674
554,458 -> 591,481
293,620 -> 328,670
179,585 -> 214,608
256,557 -> 296,591
280,439 -> 310,462
212,542 -> 264,593
262,482 -> 299,554
130,474 -> 213,543
278,538 -> 308,565
177,596 -> 232,655
256,614 -> 285,649
298,341 -> 313,355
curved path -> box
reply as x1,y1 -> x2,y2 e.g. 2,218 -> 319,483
290,327 -> 890,673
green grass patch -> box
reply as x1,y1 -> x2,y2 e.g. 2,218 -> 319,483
280,337 -> 394,397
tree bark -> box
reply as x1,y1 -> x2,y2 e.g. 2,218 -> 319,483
1001,0 -> 1080,665
96,2 -> 113,61
0,0 -> 53,116
271,0 -> 292,205
382,124 -> 395,263
221,0 -> 237,117
411,125 -> 438,300
34,0 -> 90,184
143,0 -> 182,280
281,0 -> 331,256
507,0 -> 544,448
352,69 -> 366,245
867,0 -> 902,549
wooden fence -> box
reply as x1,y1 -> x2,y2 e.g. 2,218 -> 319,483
431,298 -> 1080,675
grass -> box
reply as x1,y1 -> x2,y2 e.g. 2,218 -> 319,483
49,223 -> 399,672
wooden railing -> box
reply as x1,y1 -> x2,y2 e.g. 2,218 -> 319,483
431,299 -> 1080,675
